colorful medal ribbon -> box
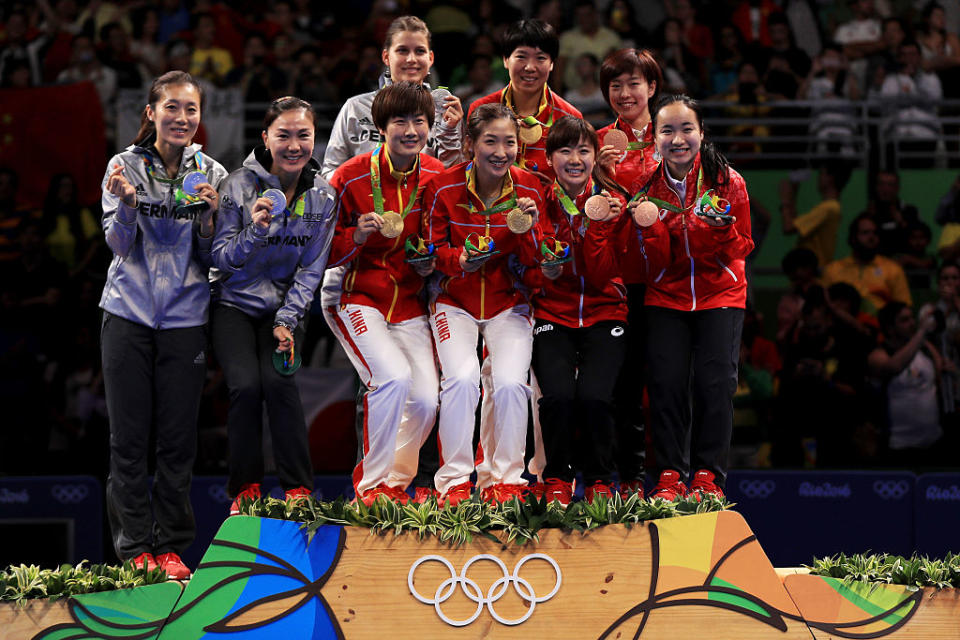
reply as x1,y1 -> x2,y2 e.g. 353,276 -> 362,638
616,118 -> 653,152
462,161 -> 518,215
370,145 -> 419,220
143,151 -> 204,207
630,165 -> 704,214
553,180 -> 601,230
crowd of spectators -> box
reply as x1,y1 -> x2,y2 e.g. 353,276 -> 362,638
3,0 -> 960,481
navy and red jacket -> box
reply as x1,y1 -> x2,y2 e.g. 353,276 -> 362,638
422,162 -> 544,320
324,149 -> 444,322
468,85 -> 582,181
528,178 -> 629,328
639,155 -> 753,311
598,118 -> 660,285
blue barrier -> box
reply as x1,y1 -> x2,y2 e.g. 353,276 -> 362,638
725,470 -> 916,566
0,476 -> 103,564
915,473 -> 960,556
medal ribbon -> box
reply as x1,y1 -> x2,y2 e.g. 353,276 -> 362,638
371,145 -> 419,219
254,176 -> 306,218
553,180 -> 601,232
143,151 -> 204,205
615,118 -> 653,152
631,165 -> 704,214
464,161 -> 517,215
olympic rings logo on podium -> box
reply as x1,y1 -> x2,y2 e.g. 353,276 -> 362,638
51,484 -> 89,504
872,480 -> 910,500
408,553 -> 562,627
738,479 -> 776,499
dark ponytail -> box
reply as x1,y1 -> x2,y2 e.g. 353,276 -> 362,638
545,116 -> 629,199
132,71 -> 205,146
651,94 -> 729,188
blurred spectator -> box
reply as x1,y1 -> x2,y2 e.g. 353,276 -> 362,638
733,308 -> 778,468
868,169 -> 920,256
800,43 -> 861,156
665,0 -> 714,60
563,53 -> 609,122
36,0 -> 86,83
447,34 -> 508,91
763,53 -> 800,99
0,168 -> 29,264
129,7 -> 166,77
869,302 -> 945,467
226,32 -> 289,102
896,220 -> 936,290
777,247 -> 820,342
99,22 -> 144,89
291,45 -> 338,104
766,12 -> 811,80
40,173 -> 102,276
658,17 -> 703,95
779,161 -> 852,268
823,213 -> 912,314
776,287 -> 877,467
165,38 -> 193,73
271,33 -> 297,88
934,175 -> 960,264
710,23 -> 746,95
452,54 -> 503,111
606,0 -> 638,49
934,262 -> 960,417
0,10 -> 45,86
423,1 -> 473,83
833,0 -> 884,90
190,12 -> 234,86
880,39 -> 943,147
157,0 -> 190,44
918,1 -> 960,97
56,33 -> 117,142
716,61 -> 770,154
2,58 -> 33,88
557,1 -> 621,93
730,0 -> 782,49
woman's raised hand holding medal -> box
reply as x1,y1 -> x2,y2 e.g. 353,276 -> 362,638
106,164 -> 138,208
352,212 -> 384,245
250,196 -> 276,229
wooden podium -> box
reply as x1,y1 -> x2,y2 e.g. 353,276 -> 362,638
4,511 -> 958,639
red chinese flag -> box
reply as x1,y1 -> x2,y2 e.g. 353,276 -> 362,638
0,82 -> 107,209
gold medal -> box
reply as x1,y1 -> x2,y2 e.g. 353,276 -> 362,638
633,200 -> 660,227
506,207 -> 533,234
603,129 -> 629,154
519,123 -> 542,145
584,195 -> 611,221
380,211 -> 404,238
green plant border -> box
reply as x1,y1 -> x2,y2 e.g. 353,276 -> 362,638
0,560 -> 168,605
807,552 -> 960,590
236,492 -> 732,546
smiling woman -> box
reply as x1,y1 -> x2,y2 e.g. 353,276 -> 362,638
99,70 -> 229,581
209,96 -> 338,518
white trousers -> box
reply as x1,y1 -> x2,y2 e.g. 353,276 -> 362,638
325,304 -> 439,494
430,303 -> 533,495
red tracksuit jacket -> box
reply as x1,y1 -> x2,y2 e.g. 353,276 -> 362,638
422,162 -> 545,320
530,178 -> 629,328
640,155 -> 753,311
327,148 -> 444,322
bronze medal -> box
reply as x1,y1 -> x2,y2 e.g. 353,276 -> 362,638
584,195 -> 611,221
634,200 -> 660,227
519,123 -> 542,145
506,207 -> 533,234
603,129 -> 629,154
380,211 -> 404,238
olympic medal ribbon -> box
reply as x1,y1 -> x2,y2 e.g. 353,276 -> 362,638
370,145 -> 420,221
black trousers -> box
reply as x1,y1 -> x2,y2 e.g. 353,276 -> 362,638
531,319 -> 627,484
645,305 -> 743,487
211,304 -> 313,497
612,283 -> 647,483
101,313 -> 205,560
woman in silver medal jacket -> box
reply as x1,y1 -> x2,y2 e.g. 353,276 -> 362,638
100,71 -> 227,580
320,15 -> 464,180
210,97 -> 336,514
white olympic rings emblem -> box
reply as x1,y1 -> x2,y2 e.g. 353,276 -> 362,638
51,484 -> 89,504
408,553 -> 562,627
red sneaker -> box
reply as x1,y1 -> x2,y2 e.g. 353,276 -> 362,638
384,485 -> 410,505
128,552 -> 158,572
229,483 -> 262,516
480,483 -> 528,504
650,470 -> 688,502
541,478 -> 573,505
285,486 -> 313,504
411,486 -> 439,504
689,469 -> 725,500
357,483 -> 389,506
618,480 -> 645,500
584,481 -> 615,502
155,552 -> 191,580
441,481 -> 473,506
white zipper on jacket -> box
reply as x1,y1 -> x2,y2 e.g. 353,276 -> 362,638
665,178 -> 696,311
